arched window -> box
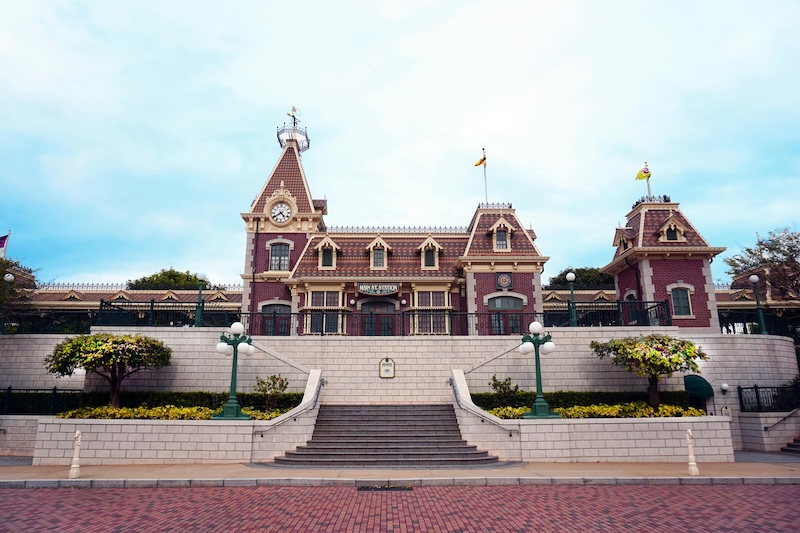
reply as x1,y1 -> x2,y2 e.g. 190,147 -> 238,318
488,296 -> 524,335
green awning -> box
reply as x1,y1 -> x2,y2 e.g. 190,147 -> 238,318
684,375 -> 714,398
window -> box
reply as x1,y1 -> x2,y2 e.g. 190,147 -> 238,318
261,304 -> 291,336
488,296 -> 524,335
665,227 -> 678,241
270,243 -> 290,271
671,288 -> 692,316
309,291 -> 340,334
321,247 -> 333,267
373,248 -> 384,268
424,248 -> 436,267
496,230 -> 507,249
416,291 -> 447,334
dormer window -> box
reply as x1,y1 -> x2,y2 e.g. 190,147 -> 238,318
366,236 -> 391,271
321,247 -> 334,267
488,217 -> 513,252
658,217 -> 688,243
496,230 -> 508,250
373,247 -> 385,268
315,235 -> 341,271
417,236 -> 442,270
425,248 -> 436,267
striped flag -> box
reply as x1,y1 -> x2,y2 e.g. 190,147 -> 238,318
0,233 -> 8,259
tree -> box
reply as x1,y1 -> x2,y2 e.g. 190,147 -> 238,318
45,333 -> 172,408
725,227 -> 800,300
127,268 -> 216,290
590,334 -> 708,408
546,267 -> 615,290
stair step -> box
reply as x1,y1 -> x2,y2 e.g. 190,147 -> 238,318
270,403 -> 500,468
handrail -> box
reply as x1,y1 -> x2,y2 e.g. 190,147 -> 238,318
448,376 -> 519,437
253,372 -> 325,437
763,408 -> 800,432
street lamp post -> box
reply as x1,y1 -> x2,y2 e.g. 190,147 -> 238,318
1,273 -> 13,335
566,271 -> 577,327
213,321 -> 255,419
749,274 -> 767,335
519,321 -> 560,418
195,273 -> 207,327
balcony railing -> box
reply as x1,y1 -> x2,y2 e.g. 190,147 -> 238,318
738,384 -> 800,413
89,300 -> 672,336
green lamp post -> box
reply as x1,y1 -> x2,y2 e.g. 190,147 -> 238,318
195,273 -> 207,327
213,321 -> 255,419
518,321 -> 560,418
749,274 -> 768,335
566,271 -> 577,327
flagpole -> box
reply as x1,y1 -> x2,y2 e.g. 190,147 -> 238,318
646,178 -> 652,199
482,148 -> 487,204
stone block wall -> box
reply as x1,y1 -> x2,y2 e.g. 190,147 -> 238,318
451,369 -> 735,462
738,412 -> 800,452
0,416 -> 39,456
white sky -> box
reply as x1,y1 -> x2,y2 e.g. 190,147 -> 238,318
1,0 -> 798,286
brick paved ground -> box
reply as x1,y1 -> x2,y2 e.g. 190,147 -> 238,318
0,485 -> 798,532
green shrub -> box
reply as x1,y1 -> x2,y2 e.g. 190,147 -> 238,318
57,404 -> 294,420
470,390 -> 689,410
554,401 -> 705,419
254,375 -> 289,411
65,390 -> 303,413
487,406 -> 531,419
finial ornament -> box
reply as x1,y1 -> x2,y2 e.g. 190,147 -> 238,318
287,106 -> 301,127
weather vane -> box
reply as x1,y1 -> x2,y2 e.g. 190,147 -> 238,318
287,106 -> 301,128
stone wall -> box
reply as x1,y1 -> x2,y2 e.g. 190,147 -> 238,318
738,412 -> 800,453
0,416 -> 39,456
451,370 -> 735,462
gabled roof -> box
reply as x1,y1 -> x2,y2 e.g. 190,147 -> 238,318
463,206 -> 544,259
248,140 -> 318,215
289,232 -> 468,280
602,199 -> 725,274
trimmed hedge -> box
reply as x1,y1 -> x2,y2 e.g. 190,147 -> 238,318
471,390 -> 690,410
486,401 -> 705,419
57,405 -> 292,420
75,391 -> 304,412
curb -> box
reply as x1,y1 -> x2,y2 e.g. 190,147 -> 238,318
1,476 -> 799,489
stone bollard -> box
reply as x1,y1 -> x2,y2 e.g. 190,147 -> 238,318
68,430 -> 82,479
686,429 -> 699,476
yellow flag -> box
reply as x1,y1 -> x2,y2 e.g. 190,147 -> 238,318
636,164 -> 651,180
474,155 -> 486,167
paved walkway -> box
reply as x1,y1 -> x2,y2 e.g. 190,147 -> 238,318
1,452 -> 800,488
2,454 -> 799,532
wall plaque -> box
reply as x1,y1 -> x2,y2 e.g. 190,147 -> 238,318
358,283 -> 399,295
379,358 -> 395,379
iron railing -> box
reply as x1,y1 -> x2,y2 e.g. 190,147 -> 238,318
738,384 -> 800,412
1,310 -> 92,335
2,387 -> 85,415
91,300 -> 671,336
719,310 -> 789,336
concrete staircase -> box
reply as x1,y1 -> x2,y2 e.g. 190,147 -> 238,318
780,438 -> 800,455
274,404 -> 500,468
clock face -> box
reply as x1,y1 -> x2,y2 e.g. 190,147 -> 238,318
270,202 -> 292,223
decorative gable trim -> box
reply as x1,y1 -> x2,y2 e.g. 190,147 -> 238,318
658,214 -> 689,243
488,217 -> 514,252
160,291 -> 180,302
417,236 -> 442,270
209,290 -> 229,302
61,290 -> 84,301
111,291 -> 131,301
314,235 -> 340,270
367,236 -> 391,271
544,291 -> 564,302
592,291 -> 612,301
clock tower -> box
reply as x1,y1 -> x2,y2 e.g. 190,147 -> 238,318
240,110 -> 327,327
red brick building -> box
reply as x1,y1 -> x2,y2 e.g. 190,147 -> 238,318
601,197 -> 726,329
240,126 -> 548,336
